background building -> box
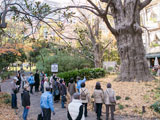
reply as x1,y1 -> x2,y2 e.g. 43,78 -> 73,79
141,0 -> 160,67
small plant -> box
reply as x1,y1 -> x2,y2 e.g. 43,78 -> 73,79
125,96 -> 131,100
118,104 -> 124,110
4,98 -> 11,104
150,101 -> 160,113
125,104 -> 129,107
116,96 -> 121,100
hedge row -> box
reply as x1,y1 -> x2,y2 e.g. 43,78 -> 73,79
57,68 -> 106,85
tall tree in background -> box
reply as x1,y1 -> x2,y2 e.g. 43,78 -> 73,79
74,13 -> 114,68
75,0 -> 153,81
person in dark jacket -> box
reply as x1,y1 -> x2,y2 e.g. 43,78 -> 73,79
16,71 -> 21,90
60,79 -> 67,108
34,70 -> 40,92
22,84 -> 30,120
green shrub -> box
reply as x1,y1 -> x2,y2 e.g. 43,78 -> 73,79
4,98 -> 11,104
0,71 -> 14,80
125,96 -> 131,100
116,96 -> 121,100
57,68 -> 105,85
150,101 -> 160,113
107,67 -> 114,72
0,93 -> 11,105
118,104 -> 124,110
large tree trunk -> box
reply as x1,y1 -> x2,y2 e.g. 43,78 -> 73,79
116,32 -> 153,81
102,0 -> 154,81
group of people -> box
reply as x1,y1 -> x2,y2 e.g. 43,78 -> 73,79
11,70 -> 116,120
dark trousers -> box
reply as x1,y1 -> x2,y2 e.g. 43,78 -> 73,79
42,108 -> 51,120
96,103 -> 102,120
83,103 -> 88,117
41,83 -> 44,93
11,94 -> 17,108
35,84 -> 39,92
30,84 -> 33,94
106,105 -> 115,120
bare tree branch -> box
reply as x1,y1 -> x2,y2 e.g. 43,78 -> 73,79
102,39 -> 113,53
140,0 -> 152,10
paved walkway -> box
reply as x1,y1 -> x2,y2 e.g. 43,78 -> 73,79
1,76 -> 157,120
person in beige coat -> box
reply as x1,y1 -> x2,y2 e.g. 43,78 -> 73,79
104,83 -> 116,120
92,82 -> 104,120
80,82 -> 90,117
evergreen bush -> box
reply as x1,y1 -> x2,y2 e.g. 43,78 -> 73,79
57,68 -> 105,85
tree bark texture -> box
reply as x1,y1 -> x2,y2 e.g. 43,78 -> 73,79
102,0 -> 153,81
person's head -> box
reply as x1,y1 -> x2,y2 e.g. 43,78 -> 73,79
36,69 -> 38,73
107,83 -> 112,88
44,77 -> 48,82
53,73 -> 56,76
13,77 -> 18,83
69,78 -> 74,83
46,87 -> 51,91
60,79 -> 64,84
22,74 -> 25,77
24,84 -> 29,91
81,82 -> 85,88
95,82 -> 101,90
77,76 -> 80,81
73,93 -> 80,100
30,72 -> 33,76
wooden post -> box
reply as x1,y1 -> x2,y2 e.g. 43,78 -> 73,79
142,106 -> 146,113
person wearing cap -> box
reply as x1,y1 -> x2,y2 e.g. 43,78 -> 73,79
22,84 -> 30,120
104,83 -> 116,120
92,82 -> 104,120
76,76 -> 86,93
11,77 -> 18,109
27,73 -> 35,94
40,87 -> 55,120
67,93 -> 85,120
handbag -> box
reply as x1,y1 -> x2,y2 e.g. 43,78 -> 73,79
106,90 -> 116,104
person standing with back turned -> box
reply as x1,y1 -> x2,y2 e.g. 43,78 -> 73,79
104,83 -> 116,120
22,84 -> 30,120
34,70 -> 40,92
40,87 -> 55,120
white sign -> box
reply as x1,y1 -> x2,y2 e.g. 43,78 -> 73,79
51,64 -> 58,72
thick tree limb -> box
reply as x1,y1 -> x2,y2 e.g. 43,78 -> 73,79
87,0 -> 102,15
140,0 -> 152,10
102,0 -> 117,35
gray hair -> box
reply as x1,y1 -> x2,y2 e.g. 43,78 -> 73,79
73,93 -> 80,100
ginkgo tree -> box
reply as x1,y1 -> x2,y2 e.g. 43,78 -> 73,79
72,0 -> 154,82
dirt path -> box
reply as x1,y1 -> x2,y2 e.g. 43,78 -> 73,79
1,76 -> 157,120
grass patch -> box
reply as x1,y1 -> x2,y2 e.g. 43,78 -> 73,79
150,101 -> 160,113
116,96 -> 121,100
118,104 -> 124,110
125,96 -> 131,100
